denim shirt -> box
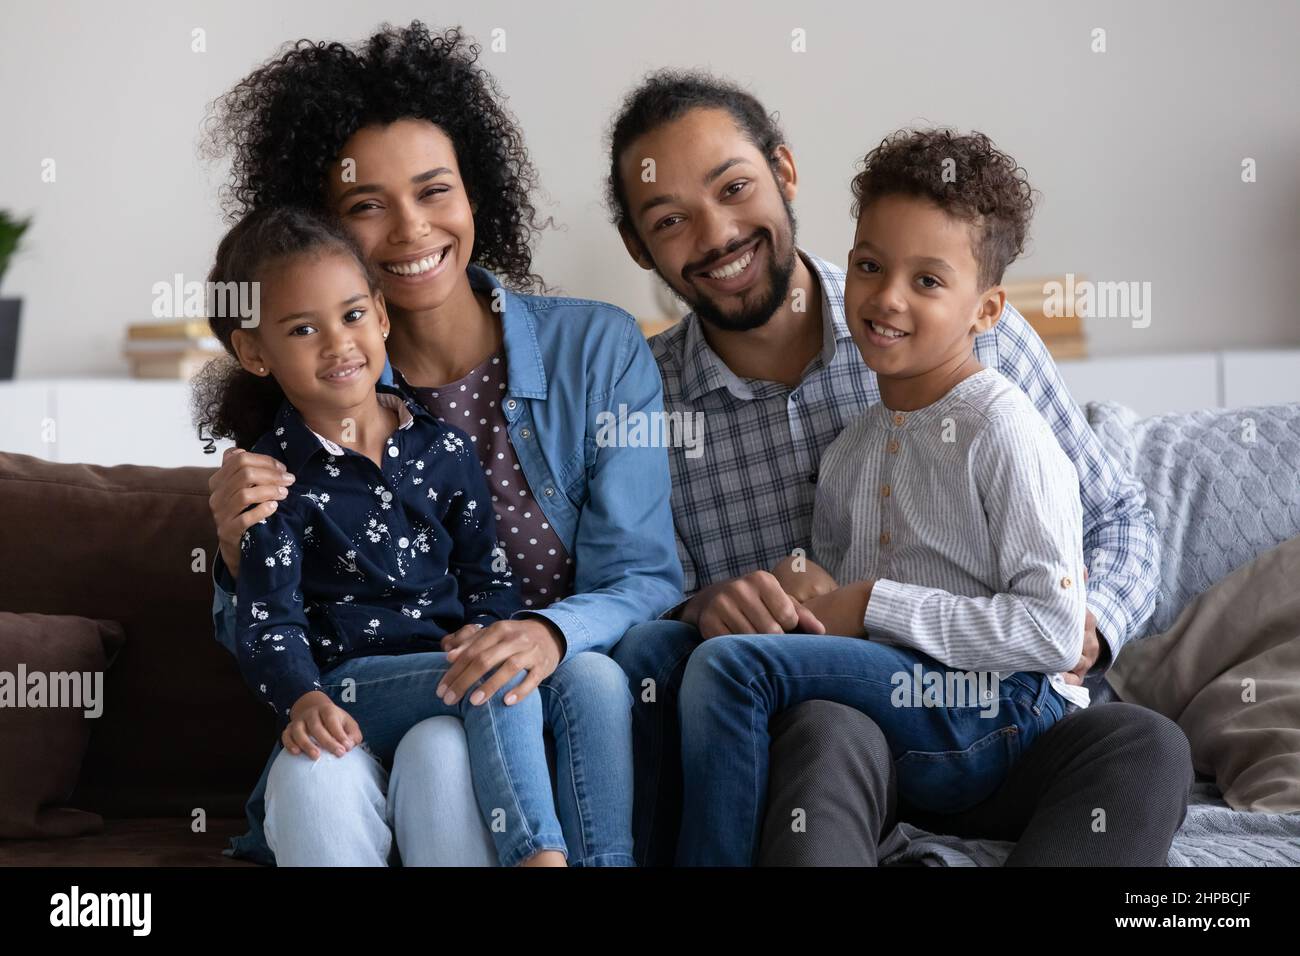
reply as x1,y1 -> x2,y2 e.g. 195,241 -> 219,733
212,265 -> 683,662
235,381 -> 518,720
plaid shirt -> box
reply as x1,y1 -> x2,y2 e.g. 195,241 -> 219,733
649,250 -> 1160,666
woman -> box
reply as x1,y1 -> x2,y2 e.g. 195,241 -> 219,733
199,21 -> 681,866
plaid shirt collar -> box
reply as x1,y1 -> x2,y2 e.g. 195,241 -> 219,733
677,248 -> 854,403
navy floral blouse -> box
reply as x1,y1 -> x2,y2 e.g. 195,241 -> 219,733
233,380 -> 518,718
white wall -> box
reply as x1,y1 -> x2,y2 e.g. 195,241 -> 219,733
2,0 -> 1298,377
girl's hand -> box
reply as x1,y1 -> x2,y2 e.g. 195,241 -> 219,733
772,555 -> 839,604
282,690 -> 361,760
436,619 -> 564,708
207,447 -> 295,577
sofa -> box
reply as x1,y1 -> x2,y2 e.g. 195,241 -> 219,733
2,400 -> 1298,866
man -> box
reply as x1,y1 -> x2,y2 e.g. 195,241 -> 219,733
606,70 -> 1192,866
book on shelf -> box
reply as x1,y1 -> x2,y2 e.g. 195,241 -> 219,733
1003,274 -> 1087,360
123,320 -> 225,379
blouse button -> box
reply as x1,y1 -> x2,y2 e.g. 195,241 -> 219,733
1060,576 -> 1073,589
520,428 -> 531,439
887,440 -> 900,454
506,399 -> 518,411
387,446 -> 399,458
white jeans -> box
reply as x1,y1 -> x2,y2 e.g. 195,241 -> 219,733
264,716 -> 494,866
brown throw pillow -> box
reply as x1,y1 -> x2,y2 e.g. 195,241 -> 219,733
1109,534 -> 1300,812
0,613 -> 125,838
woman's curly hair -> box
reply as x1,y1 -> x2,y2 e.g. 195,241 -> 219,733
850,129 -> 1037,288
202,21 -> 548,291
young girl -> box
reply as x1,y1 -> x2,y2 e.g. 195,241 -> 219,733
202,205 -> 568,867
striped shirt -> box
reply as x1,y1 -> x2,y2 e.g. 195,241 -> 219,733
650,250 -> 1159,666
813,367 -> 1089,708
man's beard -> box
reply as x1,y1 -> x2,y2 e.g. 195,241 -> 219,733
661,203 -> 800,333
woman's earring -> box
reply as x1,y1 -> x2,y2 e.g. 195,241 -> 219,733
258,367 -> 265,374
383,331 -> 389,340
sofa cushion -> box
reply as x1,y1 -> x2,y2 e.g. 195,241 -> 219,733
1086,401 -> 1300,638
0,453 -> 274,819
0,613 -> 125,838
0,817 -> 256,866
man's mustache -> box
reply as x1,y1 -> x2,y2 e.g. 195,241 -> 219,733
683,231 -> 766,281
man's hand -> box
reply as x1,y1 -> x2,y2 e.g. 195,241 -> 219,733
207,447 -> 295,577
799,581 -> 874,638
772,555 -> 838,604
1063,566 -> 1100,685
282,690 -> 361,760
1063,608 -> 1100,685
436,618 -> 564,707
680,571 -> 826,639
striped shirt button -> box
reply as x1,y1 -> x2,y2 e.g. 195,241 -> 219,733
1061,576 -> 1073,588
882,484 -> 891,497
887,440 -> 900,454
893,413 -> 905,426
880,531 -> 891,545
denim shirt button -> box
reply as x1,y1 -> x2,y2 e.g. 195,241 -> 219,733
544,487 -> 555,497
506,399 -> 518,411
520,427 -> 531,439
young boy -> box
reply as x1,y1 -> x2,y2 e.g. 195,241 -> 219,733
675,129 -> 1087,866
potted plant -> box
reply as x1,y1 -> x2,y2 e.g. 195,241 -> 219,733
0,211 -> 30,379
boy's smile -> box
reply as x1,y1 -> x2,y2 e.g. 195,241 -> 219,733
845,193 -> 1004,409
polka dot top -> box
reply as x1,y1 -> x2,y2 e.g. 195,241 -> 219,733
405,351 -> 575,610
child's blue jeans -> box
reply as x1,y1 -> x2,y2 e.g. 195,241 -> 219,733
675,633 -> 1071,866
230,650 -> 634,867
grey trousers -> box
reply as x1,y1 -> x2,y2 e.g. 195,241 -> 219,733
759,699 -> 1194,866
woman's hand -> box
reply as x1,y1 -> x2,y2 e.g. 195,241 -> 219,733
436,618 -> 564,707
772,554 -> 839,604
207,447 -> 295,577
283,690 -> 362,760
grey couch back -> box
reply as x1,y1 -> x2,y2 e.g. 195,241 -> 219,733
1086,400 -> 1300,639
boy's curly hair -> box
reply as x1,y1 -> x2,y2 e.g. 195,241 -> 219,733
202,21 -> 548,291
850,129 -> 1036,288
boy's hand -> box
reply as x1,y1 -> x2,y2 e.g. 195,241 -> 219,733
681,572 -> 827,639
799,582 -> 875,638
772,555 -> 838,604
283,690 -> 361,760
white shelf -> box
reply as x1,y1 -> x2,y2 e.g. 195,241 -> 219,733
0,378 -> 231,467
1,352 -> 1297,467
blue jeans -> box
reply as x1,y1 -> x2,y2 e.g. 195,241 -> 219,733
229,650 -> 634,867
676,632 -> 1069,866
